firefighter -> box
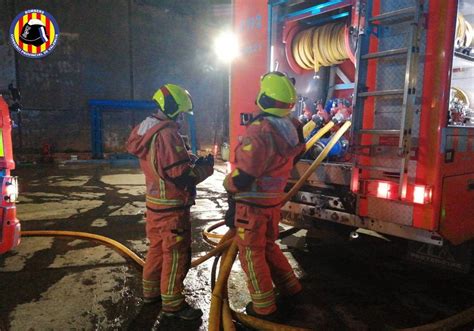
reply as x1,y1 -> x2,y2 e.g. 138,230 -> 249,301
127,84 -> 213,321
224,71 -> 305,321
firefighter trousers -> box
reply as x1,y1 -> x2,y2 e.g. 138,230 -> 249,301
234,203 -> 302,315
142,208 -> 191,312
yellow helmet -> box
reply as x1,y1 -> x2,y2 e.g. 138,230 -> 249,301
152,84 -> 193,119
256,71 -> 296,117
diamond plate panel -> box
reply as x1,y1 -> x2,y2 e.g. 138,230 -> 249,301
367,196 -> 414,225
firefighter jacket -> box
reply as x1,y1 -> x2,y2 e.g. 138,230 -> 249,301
127,115 -> 197,211
224,114 -> 304,207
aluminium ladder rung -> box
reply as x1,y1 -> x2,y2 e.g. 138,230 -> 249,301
361,48 -> 408,60
358,129 -> 401,135
358,89 -> 404,97
369,7 -> 416,24
356,164 -> 401,173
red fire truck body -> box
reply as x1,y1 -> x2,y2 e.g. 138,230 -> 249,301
0,96 -> 20,254
230,0 -> 474,262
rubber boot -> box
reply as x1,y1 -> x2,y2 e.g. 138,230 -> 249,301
245,302 -> 283,324
276,290 -> 304,312
159,303 -> 203,321
143,296 -> 162,305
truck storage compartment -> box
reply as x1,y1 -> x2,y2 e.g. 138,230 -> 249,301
440,173 -> 474,245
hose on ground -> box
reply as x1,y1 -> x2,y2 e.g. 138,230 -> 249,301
292,23 -> 350,72
21,229 -> 233,270
399,305 -> 474,331
21,230 -> 146,267
202,220 -> 226,246
232,311 -> 310,331
210,252 -> 222,291
209,239 -> 238,331
222,299 -> 236,331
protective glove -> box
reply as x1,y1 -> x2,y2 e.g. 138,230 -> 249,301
224,194 -> 236,228
205,154 -> 214,167
193,154 -> 214,183
195,154 -> 214,167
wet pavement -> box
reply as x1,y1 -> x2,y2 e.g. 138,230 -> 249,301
0,162 -> 474,330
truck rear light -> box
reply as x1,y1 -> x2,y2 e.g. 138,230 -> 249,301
377,182 -> 391,199
413,185 -> 432,204
359,180 -> 432,205
3,177 -> 18,203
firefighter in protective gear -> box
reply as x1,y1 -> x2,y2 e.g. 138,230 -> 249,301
127,84 -> 213,321
223,72 -> 305,320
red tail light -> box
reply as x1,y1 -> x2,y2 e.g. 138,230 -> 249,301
377,182 -> 391,199
359,180 -> 432,205
413,185 -> 432,204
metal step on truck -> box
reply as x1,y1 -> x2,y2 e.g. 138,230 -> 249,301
229,0 -> 474,271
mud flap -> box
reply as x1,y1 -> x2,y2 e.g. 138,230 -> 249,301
406,242 -> 472,273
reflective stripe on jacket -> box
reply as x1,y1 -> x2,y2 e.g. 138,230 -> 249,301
224,115 -> 304,207
127,115 -> 194,210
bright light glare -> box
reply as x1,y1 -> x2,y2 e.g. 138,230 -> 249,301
213,31 -> 240,63
413,185 -> 426,204
377,182 -> 391,199
5,180 -> 18,202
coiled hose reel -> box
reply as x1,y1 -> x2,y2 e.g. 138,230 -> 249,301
291,22 -> 351,72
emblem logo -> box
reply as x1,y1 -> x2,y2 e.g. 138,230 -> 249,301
9,9 -> 59,58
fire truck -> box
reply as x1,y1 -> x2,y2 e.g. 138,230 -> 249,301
0,94 -> 20,254
230,0 -> 474,270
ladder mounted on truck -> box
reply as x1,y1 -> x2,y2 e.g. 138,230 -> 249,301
351,0 -> 425,199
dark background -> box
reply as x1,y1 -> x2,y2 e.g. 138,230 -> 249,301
0,0 -> 231,155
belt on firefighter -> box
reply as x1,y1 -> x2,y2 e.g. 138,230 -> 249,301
146,205 -> 191,213
235,201 -> 281,209
234,192 -> 283,200
234,199 -> 282,209
146,195 -> 184,206
234,192 -> 283,208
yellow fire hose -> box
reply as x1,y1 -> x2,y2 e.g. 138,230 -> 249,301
21,229 -> 232,269
305,121 -> 335,151
302,120 -> 317,138
292,23 -> 349,72
21,230 -> 146,267
209,239 -> 239,331
202,220 -> 227,246
399,306 -> 474,331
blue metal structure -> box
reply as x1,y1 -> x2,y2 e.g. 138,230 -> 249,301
89,99 -> 197,158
